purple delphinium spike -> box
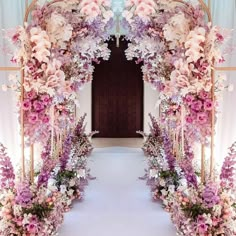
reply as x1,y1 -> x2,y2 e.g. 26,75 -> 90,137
74,113 -> 87,137
149,113 -> 162,137
202,181 -> 220,208
38,139 -> 56,187
162,130 -> 176,171
15,181 -> 33,207
59,134 -> 72,170
220,142 -> 236,189
180,140 -> 198,188
0,143 -> 15,189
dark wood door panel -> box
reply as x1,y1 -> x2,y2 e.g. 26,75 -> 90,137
92,38 -> 143,138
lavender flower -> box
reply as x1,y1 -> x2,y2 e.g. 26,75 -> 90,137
180,140 -> 198,188
15,181 -> 33,207
0,144 -> 15,189
59,134 -> 72,170
220,142 -> 236,189
74,113 -> 87,137
38,139 -> 56,187
202,182 -> 220,208
162,130 -> 176,171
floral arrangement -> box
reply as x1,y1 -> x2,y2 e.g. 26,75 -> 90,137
171,142 -> 236,235
138,114 -> 183,210
123,0 -> 227,144
9,0 -> 113,144
0,144 -> 64,236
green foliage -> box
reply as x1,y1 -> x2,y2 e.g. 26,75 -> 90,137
159,170 -> 181,187
232,203 -> 236,209
182,203 -> 211,220
23,202 -> 54,220
55,170 -> 77,188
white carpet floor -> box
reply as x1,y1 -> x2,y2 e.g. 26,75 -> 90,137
59,147 -> 176,236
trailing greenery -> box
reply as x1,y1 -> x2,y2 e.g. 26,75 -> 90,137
182,203 -> 211,220
23,203 -> 54,220
159,170 -> 181,187
55,170 -> 77,188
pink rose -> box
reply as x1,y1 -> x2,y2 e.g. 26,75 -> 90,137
28,112 -> 39,124
185,94 -> 194,105
42,114 -> 50,124
186,115 -> 194,124
25,90 -> 36,99
197,112 -> 208,124
40,94 -> 51,105
191,100 -> 202,111
199,90 -> 209,99
22,99 -> 32,111
204,99 -> 213,111
33,100 -> 44,112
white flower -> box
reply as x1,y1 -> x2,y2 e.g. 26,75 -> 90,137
1,84 -> 8,91
149,169 -> 158,178
228,84 -> 234,92
159,178 -> 166,187
78,169 -> 86,178
60,185 -> 67,194
69,179 -> 76,187
161,189 -> 168,196
168,185 -> 175,194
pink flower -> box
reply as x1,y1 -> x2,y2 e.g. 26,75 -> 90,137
25,90 -> 36,99
204,99 -> 213,111
80,2 -> 101,20
197,112 -> 208,124
185,94 -> 194,105
42,114 -> 50,124
27,222 -> 39,234
33,100 -> 44,111
40,94 -> 51,105
186,115 -> 194,124
28,112 -> 39,124
22,99 -> 32,111
199,90 -> 209,99
135,2 -> 155,21
198,222 -> 208,234
191,100 -> 202,111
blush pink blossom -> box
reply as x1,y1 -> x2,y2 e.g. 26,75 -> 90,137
33,100 -> 44,112
22,99 -> 32,111
197,112 -> 208,124
28,112 -> 39,124
204,99 -> 213,111
191,100 -> 203,111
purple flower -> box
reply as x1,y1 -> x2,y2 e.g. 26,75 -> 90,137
180,141 -> 198,188
163,130 -> 176,171
38,139 -> 56,187
59,134 -> 72,170
202,182 -> 220,208
220,142 -> 236,189
15,181 -> 33,207
0,144 -> 15,189
191,100 -> 203,111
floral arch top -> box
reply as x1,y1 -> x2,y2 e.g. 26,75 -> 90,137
122,0 -> 227,144
10,0 -> 114,144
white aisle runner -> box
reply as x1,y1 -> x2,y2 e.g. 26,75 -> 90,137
59,147 -> 176,236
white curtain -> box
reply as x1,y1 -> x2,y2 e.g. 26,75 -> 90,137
0,0 -> 235,165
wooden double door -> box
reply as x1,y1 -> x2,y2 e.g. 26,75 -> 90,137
92,38 -> 143,138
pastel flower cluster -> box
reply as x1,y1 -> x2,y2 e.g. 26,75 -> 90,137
171,142 -> 236,236
123,0 -> 226,144
10,0 -> 113,144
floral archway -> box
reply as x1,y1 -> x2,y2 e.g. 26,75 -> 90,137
0,0 -> 236,235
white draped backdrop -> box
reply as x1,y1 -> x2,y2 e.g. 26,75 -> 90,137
0,0 -> 235,166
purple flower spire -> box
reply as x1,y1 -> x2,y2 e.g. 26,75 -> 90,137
180,140 -> 198,188
162,130 -> 176,171
220,142 -> 236,189
15,181 -> 33,207
0,144 -> 15,189
74,113 -> 87,137
59,134 -> 72,170
38,139 -> 56,188
149,113 -> 162,137
202,182 -> 220,208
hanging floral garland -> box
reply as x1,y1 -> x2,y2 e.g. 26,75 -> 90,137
123,0 -> 226,144
10,0 -> 113,144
